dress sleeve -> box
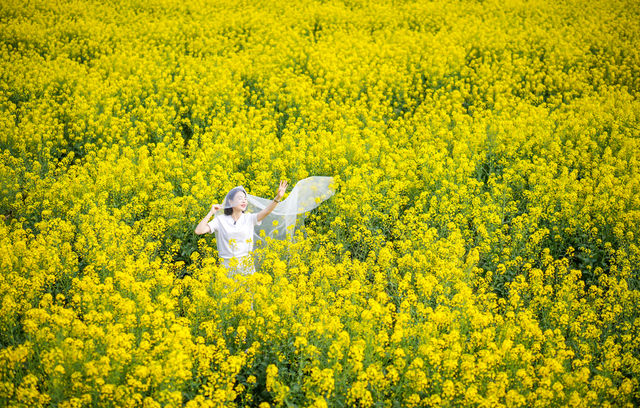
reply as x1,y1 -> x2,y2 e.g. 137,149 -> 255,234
207,217 -> 219,233
251,213 -> 262,226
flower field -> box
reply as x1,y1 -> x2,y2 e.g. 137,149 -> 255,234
1,0 -> 640,406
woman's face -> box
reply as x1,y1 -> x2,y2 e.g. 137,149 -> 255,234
231,191 -> 248,211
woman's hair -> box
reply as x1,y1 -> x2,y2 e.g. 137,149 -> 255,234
224,207 -> 244,215
224,188 -> 247,215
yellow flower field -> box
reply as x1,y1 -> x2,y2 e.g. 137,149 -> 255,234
1,0 -> 639,406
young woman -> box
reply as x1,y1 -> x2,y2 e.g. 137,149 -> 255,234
195,180 -> 288,276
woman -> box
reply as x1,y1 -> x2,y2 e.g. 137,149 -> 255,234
195,180 -> 288,277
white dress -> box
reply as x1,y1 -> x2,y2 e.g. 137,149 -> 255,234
208,212 -> 262,277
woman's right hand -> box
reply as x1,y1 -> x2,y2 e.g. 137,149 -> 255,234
211,203 -> 222,213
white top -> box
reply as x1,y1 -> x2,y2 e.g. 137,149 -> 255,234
208,212 -> 262,259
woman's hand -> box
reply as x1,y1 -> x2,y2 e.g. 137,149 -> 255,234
275,180 -> 288,201
257,180 -> 289,223
210,203 -> 222,214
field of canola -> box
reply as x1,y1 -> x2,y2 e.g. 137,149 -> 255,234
1,0 -> 640,406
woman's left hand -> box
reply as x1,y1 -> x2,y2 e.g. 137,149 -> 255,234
276,180 -> 288,200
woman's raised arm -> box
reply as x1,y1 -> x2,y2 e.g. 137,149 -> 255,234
257,180 -> 288,222
195,203 -> 221,234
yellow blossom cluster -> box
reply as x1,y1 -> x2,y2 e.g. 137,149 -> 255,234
1,0 -> 639,407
